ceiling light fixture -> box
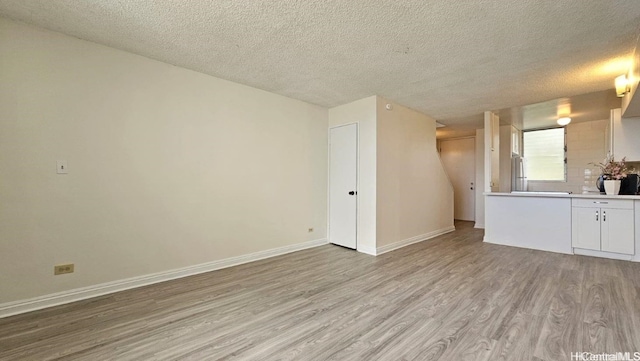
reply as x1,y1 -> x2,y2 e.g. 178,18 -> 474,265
557,117 -> 572,126
615,74 -> 630,97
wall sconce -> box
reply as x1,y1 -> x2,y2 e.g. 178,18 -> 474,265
557,117 -> 571,126
616,74 -> 630,97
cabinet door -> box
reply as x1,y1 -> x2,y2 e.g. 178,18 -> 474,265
612,108 -> 640,161
601,208 -> 635,254
572,207 -> 601,251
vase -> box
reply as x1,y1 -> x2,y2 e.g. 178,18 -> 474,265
596,175 -> 606,193
604,180 -> 621,195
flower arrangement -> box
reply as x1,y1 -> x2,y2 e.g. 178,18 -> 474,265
591,154 -> 634,180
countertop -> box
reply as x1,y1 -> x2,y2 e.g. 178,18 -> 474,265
484,192 -> 640,200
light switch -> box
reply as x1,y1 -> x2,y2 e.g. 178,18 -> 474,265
56,160 -> 68,174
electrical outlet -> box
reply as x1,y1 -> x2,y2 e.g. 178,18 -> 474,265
54,264 -> 74,275
308,228 -> 314,232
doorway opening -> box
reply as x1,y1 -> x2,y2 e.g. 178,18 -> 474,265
439,137 -> 476,222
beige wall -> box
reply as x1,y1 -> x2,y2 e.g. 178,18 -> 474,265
376,97 -> 454,248
0,18 -> 328,303
528,119 -> 609,194
328,96 -> 453,252
328,96 -> 377,254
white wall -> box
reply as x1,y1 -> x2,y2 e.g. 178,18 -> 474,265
484,111 -> 500,192
376,97 -> 454,248
475,129 -> 485,228
0,18 -> 328,304
485,195 -> 572,255
328,96 -> 377,254
499,125 -> 513,192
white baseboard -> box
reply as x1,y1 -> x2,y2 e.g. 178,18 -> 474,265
573,248 -> 633,261
375,226 -> 456,255
474,223 -> 485,229
357,245 -> 377,256
0,238 -> 327,319
483,237 -> 573,255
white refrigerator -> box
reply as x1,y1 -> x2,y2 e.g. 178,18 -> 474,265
511,155 -> 528,191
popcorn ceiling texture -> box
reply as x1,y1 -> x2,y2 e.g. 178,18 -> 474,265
0,0 -> 639,126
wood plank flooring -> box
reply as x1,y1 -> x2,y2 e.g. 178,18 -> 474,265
2,221 -> 640,360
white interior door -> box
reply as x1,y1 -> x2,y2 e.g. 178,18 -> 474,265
329,124 -> 357,249
439,137 -> 476,221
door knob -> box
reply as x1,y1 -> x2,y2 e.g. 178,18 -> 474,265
348,191 -> 356,195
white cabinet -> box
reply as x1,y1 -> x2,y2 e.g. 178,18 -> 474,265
611,108 -> 640,161
572,207 -> 602,250
572,198 -> 635,255
601,208 -> 635,254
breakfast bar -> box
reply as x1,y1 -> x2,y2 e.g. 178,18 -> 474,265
484,192 -> 640,262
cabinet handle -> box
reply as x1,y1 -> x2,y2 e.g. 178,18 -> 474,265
603,211 -> 606,222
596,210 -> 599,221
593,201 -> 608,204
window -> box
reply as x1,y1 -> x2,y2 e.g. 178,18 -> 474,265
523,128 -> 566,181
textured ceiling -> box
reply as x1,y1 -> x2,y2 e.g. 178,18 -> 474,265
500,90 -> 622,130
1,1 -> 639,127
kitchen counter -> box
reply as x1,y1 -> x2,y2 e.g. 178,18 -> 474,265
486,192 -> 640,199
483,192 -> 640,262
484,194 -> 573,255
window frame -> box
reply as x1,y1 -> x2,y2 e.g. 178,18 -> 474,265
522,126 -> 567,182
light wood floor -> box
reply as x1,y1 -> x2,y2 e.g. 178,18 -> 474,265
2,222 -> 640,360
